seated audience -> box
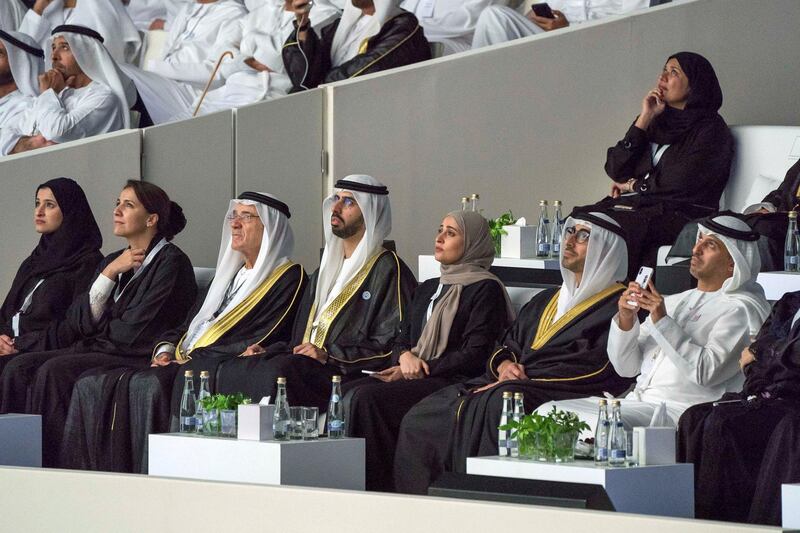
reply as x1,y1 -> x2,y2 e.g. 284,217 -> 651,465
472,0 -> 650,49
539,215 -> 769,431
222,175 -> 416,412
0,0 -> 28,32
677,289 -> 800,525
61,192 -> 306,473
580,52 -> 733,275
124,0 -> 191,31
0,30 -> 44,128
1,25 -> 136,156
282,0 -> 431,92
0,178 -> 101,368
19,0 -> 141,63
344,210 -> 514,491
401,0 -> 501,55
394,212 -> 633,494
0,181 -> 197,467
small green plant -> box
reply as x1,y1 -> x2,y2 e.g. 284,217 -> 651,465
487,211 -> 517,256
501,406 -> 589,461
199,392 -> 252,412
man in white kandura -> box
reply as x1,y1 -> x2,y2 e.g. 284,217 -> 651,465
400,0 -> 503,55
471,0 -> 650,49
538,214 -> 771,429
18,0 -> 141,63
0,31 -> 44,129
0,0 -> 28,31
1,25 -> 135,156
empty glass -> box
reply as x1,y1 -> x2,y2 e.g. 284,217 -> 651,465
220,409 -> 236,438
302,407 -> 319,440
289,407 -> 304,440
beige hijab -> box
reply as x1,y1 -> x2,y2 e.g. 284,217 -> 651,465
413,211 -> 515,361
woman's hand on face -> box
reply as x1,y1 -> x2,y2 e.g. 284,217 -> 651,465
399,351 -> 429,380
635,87 -> 666,130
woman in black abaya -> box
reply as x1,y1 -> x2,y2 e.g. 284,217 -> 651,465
343,210 -> 513,491
0,178 -> 102,369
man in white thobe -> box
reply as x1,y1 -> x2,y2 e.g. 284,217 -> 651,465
400,0 -> 504,55
471,0 -> 650,49
144,0 -> 247,87
538,215 -> 771,430
1,25 -> 136,156
0,31 -> 44,129
18,0 -> 142,64
0,0 -> 29,31
124,0 -> 193,31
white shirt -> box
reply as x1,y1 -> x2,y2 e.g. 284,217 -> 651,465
0,90 -> 34,128
547,0 -> 650,23
0,82 -> 126,155
401,0 -> 504,54
607,288 -> 751,411
148,0 -> 248,86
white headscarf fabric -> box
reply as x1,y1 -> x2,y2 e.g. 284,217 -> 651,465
181,193 -> 295,353
0,0 -> 27,31
696,215 -> 770,335
41,0 -> 142,63
556,212 -> 628,320
329,0 -> 404,67
313,174 -> 392,318
48,28 -> 137,129
0,31 -> 44,97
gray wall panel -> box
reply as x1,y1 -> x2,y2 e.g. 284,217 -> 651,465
0,130 -> 141,298
235,90 -> 324,273
142,111 -> 235,268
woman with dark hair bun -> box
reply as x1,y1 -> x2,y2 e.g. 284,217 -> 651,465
584,51 -> 734,275
0,180 -> 197,467
0,178 -> 102,368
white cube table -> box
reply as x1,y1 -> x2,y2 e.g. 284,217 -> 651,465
148,433 -> 365,490
466,456 -> 693,518
0,414 -> 42,467
782,483 -> 800,528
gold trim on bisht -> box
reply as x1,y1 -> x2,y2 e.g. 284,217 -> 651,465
302,250 -> 387,347
530,284 -> 625,351
174,261 -> 297,362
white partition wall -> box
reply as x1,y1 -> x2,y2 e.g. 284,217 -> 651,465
0,131 -> 141,297
326,0 -> 800,272
235,90 -> 325,272
142,111 -> 235,268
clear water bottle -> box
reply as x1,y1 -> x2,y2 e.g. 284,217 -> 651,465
195,370 -> 211,432
461,196 -> 469,211
272,377 -> 291,440
328,375 -> 345,438
609,400 -> 627,467
510,392 -> 524,458
498,391 -> 513,456
785,211 -> 799,272
179,370 -> 197,433
550,200 -> 564,258
470,193 -> 480,212
536,200 -> 551,258
593,399 -> 610,465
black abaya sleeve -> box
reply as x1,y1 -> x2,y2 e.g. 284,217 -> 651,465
605,124 -> 650,184
426,280 -> 508,379
282,19 -> 336,92
762,159 -> 800,211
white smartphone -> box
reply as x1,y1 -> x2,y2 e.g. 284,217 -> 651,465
627,266 -> 654,306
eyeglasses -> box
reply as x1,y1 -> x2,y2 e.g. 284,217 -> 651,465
332,194 -> 357,209
565,226 -> 591,243
226,213 -> 259,223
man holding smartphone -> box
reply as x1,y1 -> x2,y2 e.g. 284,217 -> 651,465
471,0 -> 650,49
539,214 -> 771,430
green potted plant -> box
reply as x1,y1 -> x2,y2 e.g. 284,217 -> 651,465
501,406 -> 589,462
199,393 -> 251,436
487,211 -> 517,257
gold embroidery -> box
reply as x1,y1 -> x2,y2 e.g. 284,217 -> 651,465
249,264 -> 305,347
349,17 -> 423,78
455,398 -> 467,423
327,351 -> 392,364
175,262 -> 297,362
530,361 -> 611,383
531,284 -> 624,351
488,347 -> 518,379
302,250 -> 387,346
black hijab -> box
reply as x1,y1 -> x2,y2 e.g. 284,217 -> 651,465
648,51 -> 724,145
4,178 -> 103,311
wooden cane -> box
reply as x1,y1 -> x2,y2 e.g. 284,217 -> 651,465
193,50 -> 234,117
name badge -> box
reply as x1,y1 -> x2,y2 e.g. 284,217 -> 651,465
419,0 -> 435,18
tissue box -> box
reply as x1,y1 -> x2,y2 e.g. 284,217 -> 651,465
237,404 -> 275,441
500,224 -> 538,258
632,427 -> 676,465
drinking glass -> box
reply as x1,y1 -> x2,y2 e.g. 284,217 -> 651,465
302,407 -> 319,440
289,407 -> 304,440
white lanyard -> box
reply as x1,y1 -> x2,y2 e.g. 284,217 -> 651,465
113,238 -> 169,302
425,283 -> 444,322
11,279 -> 45,337
639,143 -> 670,192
